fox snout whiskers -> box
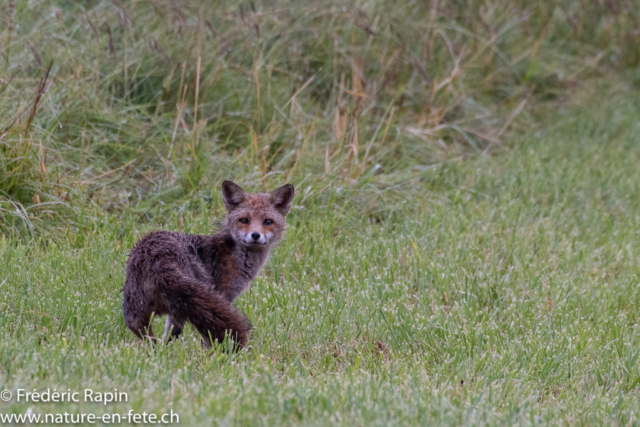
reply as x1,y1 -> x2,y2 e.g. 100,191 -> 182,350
245,232 -> 274,246
242,231 -> 267,245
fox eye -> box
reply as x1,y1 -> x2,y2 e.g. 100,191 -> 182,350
239,218 -> 249,224
264,219 -> 273,226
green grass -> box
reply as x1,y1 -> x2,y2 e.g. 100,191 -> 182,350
2,1 -> 640,425
1,95 -> 640,425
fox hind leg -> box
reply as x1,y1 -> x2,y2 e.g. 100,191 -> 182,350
163,316 -> 186,343
122,278 -> 159,344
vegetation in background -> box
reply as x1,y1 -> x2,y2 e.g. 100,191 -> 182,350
1,0 -> 638,236
1,1 -> 640,425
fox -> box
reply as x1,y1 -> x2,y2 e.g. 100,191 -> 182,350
122,180 -> 294,349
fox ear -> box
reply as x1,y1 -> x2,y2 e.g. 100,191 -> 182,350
271,184 -> 294,215
222,181 -> 246,212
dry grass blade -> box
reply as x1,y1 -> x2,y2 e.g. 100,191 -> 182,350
23,60 -> 53,138
483,87 -> 535,153
1,61 -> 53,140
282,70 -> 320,110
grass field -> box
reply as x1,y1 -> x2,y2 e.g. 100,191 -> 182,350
2,1 -> 640,426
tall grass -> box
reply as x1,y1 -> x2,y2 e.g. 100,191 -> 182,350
0,0 -> 638,236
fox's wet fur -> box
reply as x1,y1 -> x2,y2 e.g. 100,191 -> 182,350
122,181 -> 294,349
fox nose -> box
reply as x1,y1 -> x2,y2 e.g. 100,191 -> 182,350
251,232 -> 261,241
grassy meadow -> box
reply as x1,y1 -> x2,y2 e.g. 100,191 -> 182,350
1,0 -> 640,425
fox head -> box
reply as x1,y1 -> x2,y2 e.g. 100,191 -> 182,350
221,181 -> 294,248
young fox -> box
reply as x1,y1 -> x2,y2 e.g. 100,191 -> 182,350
122,181 -> 294,349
